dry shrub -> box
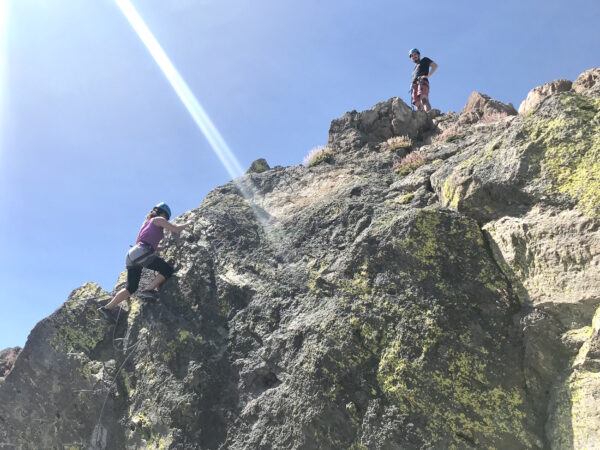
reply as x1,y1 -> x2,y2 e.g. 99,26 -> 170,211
386,135 -> 412,151
304,146 -> 333,167
393,150 -> 426,176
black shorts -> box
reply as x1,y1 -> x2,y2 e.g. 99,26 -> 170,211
126,257 -> 174,293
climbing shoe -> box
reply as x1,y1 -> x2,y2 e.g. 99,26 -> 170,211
138,289 -> 159,302
98,306 -> 118,324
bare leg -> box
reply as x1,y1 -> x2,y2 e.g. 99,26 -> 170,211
105,288 -> 130,309
146,274 -> 166,291
422,96 -> 432,112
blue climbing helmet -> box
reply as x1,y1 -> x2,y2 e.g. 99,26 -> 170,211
154,202 -> 171,220
409,48 -> 420,58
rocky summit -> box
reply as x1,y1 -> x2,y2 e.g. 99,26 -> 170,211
1,68 -> 599,449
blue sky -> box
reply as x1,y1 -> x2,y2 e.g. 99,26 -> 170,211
0,0 -> 598,350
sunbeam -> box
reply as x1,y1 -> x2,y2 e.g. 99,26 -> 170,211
0,0 -> 8,158
115,0 -> 254,201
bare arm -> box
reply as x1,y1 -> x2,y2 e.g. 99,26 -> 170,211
152,217 -> 192,233
428,61 -> 438,77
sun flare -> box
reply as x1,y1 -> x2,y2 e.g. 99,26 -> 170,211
115,0 -> 248,191
0,0 -> 8,156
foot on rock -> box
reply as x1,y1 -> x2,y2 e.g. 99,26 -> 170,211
97,306 -> 118,324
137,290 -> 159,302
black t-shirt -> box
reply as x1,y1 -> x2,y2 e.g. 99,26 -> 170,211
412,57 -> 433,82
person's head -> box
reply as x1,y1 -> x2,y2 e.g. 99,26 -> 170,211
146,202 -> 171,221
409,48 -> 420,62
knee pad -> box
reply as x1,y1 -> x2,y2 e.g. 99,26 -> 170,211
126,279 -> 140,294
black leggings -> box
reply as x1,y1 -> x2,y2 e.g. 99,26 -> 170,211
126,257 -> 174,293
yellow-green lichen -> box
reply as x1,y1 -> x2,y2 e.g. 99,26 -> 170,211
178,329 -> 203,345
592,304 -> 600,333
339,261 -> 371,299
394,160 -> 425,176
562,326 -> 593,348
307,261 -> 330,294
457,139 -> 502,175
246,158 -> 270,174
349,317 -> 380,355
150,434 -> 173,450
122,370 -> 134,397
161,340 -> 177,363
308,147 -> 334,167
50,302 -> 107,353
68,282 -> 106,303
396,193 -> 415,204
157,329 -> 205,367
441,178 -> 462,210
549,369 -> 600,449
446,133 -> 465,143
377,332 -> 531,448
522,93 -> 600,217
78,360 -> 104,383
128,298 -> 143,327
547,304 -> 600,449
131,412 -> 152,428
349,441 -> 368,450
570,370 -> 600,447
396,210 -> 508,296
129,408 -> 174,449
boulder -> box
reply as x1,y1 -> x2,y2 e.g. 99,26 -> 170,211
458,91 -> 517,124
327,97 -> 433,153
518,79 -> 572,114
572,67 -> 600,93
246,158 -> 270,174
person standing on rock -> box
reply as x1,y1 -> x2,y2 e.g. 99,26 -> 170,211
409,48 -> 438,112
98,202 -> 191,322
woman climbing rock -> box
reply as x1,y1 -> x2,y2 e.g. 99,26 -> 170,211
98,202 -> 191,322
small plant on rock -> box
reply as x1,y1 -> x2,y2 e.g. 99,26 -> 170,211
393,150 -> 426,176
386,135 -> 412,151
304,146 -> 333,167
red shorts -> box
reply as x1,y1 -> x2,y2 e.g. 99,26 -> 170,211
411,77 -> 430,105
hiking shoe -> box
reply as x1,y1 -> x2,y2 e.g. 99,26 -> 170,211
137,290 -> 159,303
98,306 -> 118,324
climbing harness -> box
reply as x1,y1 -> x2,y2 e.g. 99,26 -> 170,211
126,243 -> 156,268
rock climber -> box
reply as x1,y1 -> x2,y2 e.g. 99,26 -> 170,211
409,48 -> 438,112
98,202 -> 191,322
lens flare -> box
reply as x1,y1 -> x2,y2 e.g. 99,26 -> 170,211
0,0 -> 8,157
115,0 -> 253,199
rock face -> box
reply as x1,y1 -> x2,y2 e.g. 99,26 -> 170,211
1,68 -> 599,449
0,347 -> 20,379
